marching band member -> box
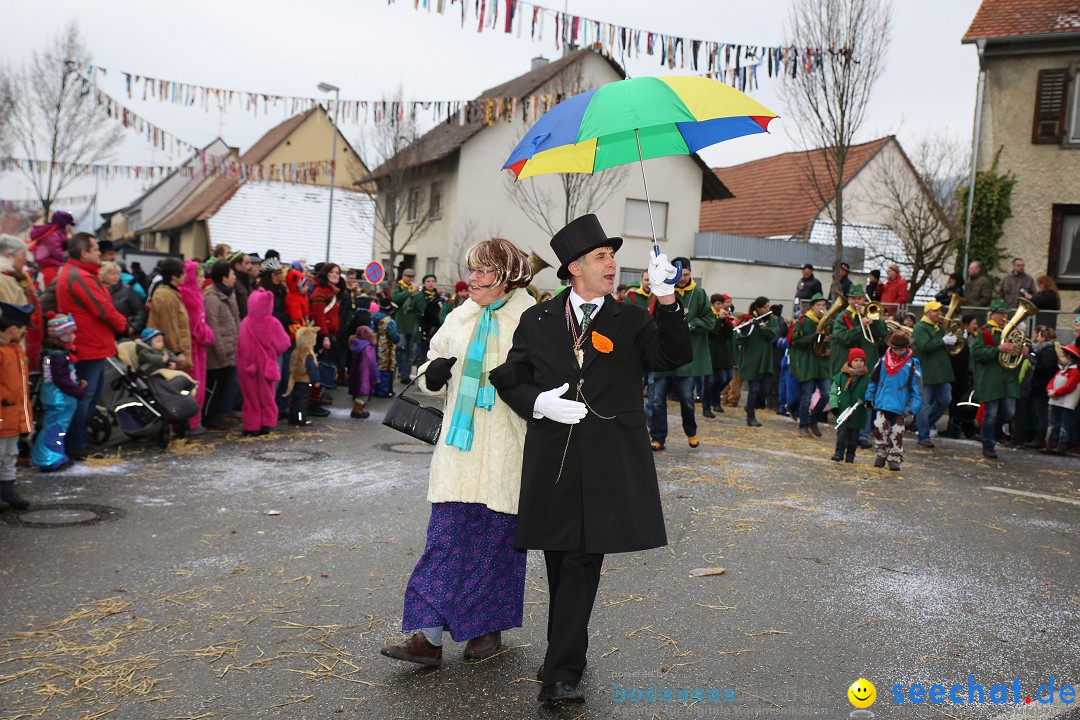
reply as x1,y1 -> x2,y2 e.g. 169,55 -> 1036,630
912,301 -> 957,449
790,292 -> 831,438
830,285 -> 887,446
735,296 -> 779,428
971,299 -> 1023,459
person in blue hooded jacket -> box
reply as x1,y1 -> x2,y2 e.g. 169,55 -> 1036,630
865,331 -> 922,472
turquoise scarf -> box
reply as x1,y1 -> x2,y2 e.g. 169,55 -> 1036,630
444,291 -> 514,452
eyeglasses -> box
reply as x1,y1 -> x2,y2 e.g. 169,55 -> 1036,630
468,267 -> 496,277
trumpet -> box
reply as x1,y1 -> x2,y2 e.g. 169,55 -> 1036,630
885,319 -> 913,336
859,302 -> 883,344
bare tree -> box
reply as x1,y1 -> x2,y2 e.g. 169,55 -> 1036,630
780,0 -> 892,289
8,21 -> 124,219
504,62 -> 627,238
351,89 -> 439,280
865,135 -> 967,299
0,68 -> 13,154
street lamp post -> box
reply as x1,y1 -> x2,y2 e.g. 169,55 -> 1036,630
317,82 -> 340,263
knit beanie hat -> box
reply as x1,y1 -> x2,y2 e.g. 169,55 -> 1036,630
847,348 -> 866,364
455,281 -> 468,293
141,327 -> 163,343
46,312 -> 76,338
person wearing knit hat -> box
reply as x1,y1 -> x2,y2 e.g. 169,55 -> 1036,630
1042,343 -> 1080,455
970,298 -> 1022,459
135,327 -> 179,375
866,326 -> 922,471
830,284 -> 888,448
829,347 -> 870,463
912,300 -> 956,449
440,280 -> 471,325
31,312 -> 85,474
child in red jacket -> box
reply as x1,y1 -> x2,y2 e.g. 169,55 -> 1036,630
1043,343 -> 1080,455
0,303 -> 35,510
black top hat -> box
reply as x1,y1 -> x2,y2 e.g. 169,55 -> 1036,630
550,214 -> 623,280
0,302 -> 36,328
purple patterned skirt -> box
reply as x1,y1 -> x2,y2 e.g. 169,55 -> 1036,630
402,502 -> 527,642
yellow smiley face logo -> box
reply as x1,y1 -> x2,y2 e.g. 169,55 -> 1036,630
848,678 -> 876,708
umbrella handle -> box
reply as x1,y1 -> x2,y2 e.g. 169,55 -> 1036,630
637,129 -> 680,285
654,243 -> 681,285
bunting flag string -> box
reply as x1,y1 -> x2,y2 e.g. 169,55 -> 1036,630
76,63 -> 569,128
0,193 -> 97,211
389,0 -> 853,86
1,156 -> 337,185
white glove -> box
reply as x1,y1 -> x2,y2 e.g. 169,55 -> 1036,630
532,383 -> 587,424
942,333 -> 958,346
648,252 -> 677,298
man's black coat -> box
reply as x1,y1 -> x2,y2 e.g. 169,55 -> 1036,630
490,291 -> 692,554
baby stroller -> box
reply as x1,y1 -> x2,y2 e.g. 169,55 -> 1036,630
106,341 -> 200,448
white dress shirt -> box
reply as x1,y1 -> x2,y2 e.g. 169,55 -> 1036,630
568,290 -> 605,327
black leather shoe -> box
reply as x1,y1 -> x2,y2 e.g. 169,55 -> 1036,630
307,405 -> 330,417
537,681 -> 584,703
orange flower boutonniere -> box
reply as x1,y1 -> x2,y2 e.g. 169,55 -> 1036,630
591,331 -> 614,354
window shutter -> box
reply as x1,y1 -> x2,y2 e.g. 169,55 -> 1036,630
1032,69 -> 1068,144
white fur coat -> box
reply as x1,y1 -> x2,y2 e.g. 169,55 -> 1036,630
416,290 -> 532,515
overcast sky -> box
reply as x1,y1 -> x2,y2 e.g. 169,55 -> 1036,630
1,0 -> 983,222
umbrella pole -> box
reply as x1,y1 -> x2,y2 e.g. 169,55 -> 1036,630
634,129 -> 680,284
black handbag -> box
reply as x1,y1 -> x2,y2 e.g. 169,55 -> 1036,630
381,373 -> 444,445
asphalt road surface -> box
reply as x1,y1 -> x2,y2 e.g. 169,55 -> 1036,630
1,397 -> 1077,720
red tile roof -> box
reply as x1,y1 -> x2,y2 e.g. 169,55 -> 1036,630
963,0 -> 1080,41
698,137 -> 893,238
150,108 -> 319,232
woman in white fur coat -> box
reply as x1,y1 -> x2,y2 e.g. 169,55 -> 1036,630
381,237 -> 534,668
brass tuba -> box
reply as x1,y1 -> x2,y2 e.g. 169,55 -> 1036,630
942,293 -> 965,356
812,295 -> 846,358
997,299 -> 1037,369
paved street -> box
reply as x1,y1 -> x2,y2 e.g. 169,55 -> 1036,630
1,398 -> 1077,720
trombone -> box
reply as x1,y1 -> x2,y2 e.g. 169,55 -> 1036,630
859,302 -> 883,344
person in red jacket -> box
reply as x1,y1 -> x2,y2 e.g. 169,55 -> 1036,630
55,233 -> 127,459
878,264 -> 909,316
28,211 -> 73,288
284,268 -> 310,336
309,263 -> 341,408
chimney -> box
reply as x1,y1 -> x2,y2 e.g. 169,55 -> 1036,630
531,55 -> 549,71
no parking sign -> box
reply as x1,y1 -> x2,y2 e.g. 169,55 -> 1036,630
364,261 -> 385,285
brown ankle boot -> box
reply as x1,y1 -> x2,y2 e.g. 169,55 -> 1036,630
380,632 -> 442,667
351,400 -> 369,419
463,631 -> 502,660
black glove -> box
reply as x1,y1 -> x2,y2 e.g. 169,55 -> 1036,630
424,357 -> 457,392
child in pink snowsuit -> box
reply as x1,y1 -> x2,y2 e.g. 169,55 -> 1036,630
237,289 -> 291,436
179,260 -> 215,431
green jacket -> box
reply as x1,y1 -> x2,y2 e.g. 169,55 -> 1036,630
830,307 -> 887,377
790,312 -> 830,382
912,318 -> 955,386
735,312 -> 778,381
390,281 -> 421,335
830,368 -> 870,429
627,288 -> 654,312
654,284 -> 715,378
971,321 -> 1020,402
708,313 -> 735,370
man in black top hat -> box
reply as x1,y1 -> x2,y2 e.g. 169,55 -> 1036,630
491,214 -> 692,704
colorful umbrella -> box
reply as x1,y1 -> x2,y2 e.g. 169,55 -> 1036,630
503,75 -> 778,282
